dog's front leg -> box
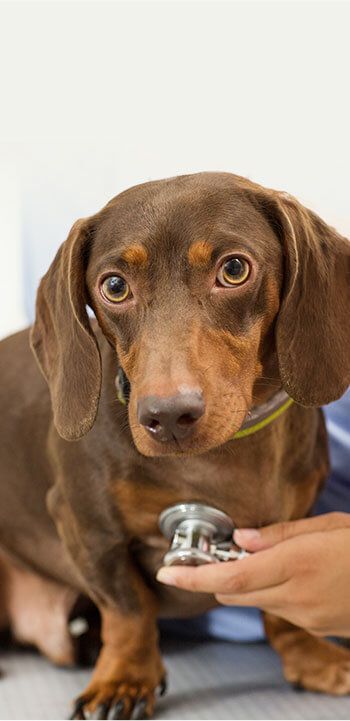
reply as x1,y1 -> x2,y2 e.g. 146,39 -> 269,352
73,582 -> 166,720
47,484 -> 166,720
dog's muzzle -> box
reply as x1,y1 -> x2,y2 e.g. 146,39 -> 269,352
158,502 -> 249,566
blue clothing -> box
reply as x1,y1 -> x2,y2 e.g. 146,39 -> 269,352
162,388 -> 350,641
313,389 -> 350,516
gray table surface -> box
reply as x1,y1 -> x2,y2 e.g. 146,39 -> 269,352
1,638 -> 350,720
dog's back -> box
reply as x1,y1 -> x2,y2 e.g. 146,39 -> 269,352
0,329 -> 68,577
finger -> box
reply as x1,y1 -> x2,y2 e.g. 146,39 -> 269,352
215,579 -> 289,612
234,512 -> 350,551
156,546 -> 289,595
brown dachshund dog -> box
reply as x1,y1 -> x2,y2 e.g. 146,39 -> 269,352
0,172 -> 350,719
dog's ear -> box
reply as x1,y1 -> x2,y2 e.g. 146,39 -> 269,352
269,192 -> 350,406
30,219 -> 102,440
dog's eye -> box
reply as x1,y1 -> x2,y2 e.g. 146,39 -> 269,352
216,257 -> 250,287
100,275 -> 130,303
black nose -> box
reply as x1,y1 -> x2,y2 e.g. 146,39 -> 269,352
137,391 -> 205,442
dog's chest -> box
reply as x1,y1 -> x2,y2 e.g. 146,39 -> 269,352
111,450 -> 286,548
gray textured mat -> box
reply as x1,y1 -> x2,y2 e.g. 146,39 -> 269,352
1,639 -> 350,720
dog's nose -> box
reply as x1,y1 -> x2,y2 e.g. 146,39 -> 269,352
137,391 -> 205,442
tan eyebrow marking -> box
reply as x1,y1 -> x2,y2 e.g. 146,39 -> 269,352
188,240 -> 213,267
121,245 -> 148,266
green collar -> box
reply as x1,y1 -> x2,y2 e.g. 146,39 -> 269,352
233,391 -> 294,439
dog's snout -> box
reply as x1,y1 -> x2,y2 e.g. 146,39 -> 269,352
137,391 -> 205,442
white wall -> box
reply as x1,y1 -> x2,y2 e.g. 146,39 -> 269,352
0,154 -> 26,336
0,0 -> 349,335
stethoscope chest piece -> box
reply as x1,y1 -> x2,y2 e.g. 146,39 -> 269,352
159,502 -> 246,566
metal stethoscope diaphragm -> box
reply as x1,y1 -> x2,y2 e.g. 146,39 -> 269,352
159,502 -> 248,566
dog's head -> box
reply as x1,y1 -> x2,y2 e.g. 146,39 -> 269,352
31,173 -> 350,456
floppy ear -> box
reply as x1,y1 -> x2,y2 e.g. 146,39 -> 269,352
30,219 -> 102,440
272,193 -> 350,406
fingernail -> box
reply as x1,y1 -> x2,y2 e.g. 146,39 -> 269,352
156,568 -> 178,586
234,528 -> 261,545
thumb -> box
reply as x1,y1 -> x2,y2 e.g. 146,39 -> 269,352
234,512 -> 350,551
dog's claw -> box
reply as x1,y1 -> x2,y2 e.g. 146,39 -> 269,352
109,700 -> 125,719
292,682 -> 305,693
132,698 -> 149,720
158,676 -> 167,697
95,702 -> 110,720
69,698 -> 86,720
71,676 -> 162,720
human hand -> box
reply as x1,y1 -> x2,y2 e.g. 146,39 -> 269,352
156,512 -> 350,636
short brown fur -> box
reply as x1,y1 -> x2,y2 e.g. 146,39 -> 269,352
121,244 -> 149,266
188,239 -> 213,266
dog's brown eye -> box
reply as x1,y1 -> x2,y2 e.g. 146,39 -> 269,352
217,257 -> 250,287
100,275 -> 130,303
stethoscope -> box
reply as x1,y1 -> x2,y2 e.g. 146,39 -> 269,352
159,502 -> 249,566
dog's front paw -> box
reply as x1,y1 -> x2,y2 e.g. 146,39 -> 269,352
264,613 -> 350,696
283,640 -> 350,695
69,651 -> 166,720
